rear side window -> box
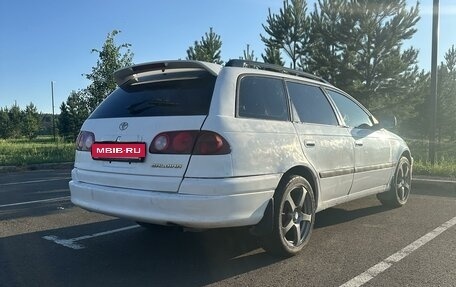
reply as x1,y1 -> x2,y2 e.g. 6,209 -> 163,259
237,76 -> 289,121
89,76 -> 216,119
287,82 -> 338,126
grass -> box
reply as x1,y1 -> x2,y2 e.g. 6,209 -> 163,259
413,160 -> 456,178
406,138 -> 456,178
0,136 -> 75,166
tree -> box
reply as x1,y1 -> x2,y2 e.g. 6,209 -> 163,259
186,27 -> 223,64
58,90 -> 89,140
400,45 -> 456,141
308,0 -> 358,85
59,30 -> 133,140
435,46 -> 456,141
261,0 -> 310,69
8,104 -> 22,138
84,30 -> 134,111
0,107 -> 11,139
352,1 -> 420,108
241,44 -> 257,61
21,103 -> 40,139
39,114 -> 54,136
58,102 -> 71,139
308,0 -> 421,121
398,70 -> 429,138
262,43 -> 285,66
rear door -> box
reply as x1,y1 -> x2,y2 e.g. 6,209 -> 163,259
75,65 -> 218,192
287,82 -> 354,202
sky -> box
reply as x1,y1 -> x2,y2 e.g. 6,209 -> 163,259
0,0 -> 455,114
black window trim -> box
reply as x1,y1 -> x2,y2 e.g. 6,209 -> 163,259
235,74 -> 291,122
234,73 -> 378,129
322,87 -> 378,129
284,79 -> 340,127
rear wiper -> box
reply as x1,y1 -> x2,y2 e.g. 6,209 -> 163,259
127,99 -> 178,114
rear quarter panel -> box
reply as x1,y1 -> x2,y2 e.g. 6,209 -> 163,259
200,116 -> 306,177
191,67 -> 310,178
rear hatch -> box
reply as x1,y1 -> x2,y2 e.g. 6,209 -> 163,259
74,61 -> 221,192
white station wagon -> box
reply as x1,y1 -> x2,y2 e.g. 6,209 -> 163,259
70,60 -> 412,256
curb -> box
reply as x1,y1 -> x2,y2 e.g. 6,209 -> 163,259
0,162 -> 74,173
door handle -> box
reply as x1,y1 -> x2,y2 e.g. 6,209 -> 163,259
305,140 -> 316,147
355,140 -> 363,147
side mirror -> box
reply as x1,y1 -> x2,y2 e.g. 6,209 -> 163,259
376,115 -> 397,129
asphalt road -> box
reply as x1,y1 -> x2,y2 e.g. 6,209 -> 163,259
0,168 -> 455,287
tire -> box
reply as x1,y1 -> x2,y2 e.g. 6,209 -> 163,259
377,156 -> 412,208
262,175 -> 316,257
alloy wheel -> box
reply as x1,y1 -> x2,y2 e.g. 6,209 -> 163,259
280,185 -> 313,248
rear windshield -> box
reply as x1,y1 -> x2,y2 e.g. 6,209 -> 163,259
89,76 -> 216,119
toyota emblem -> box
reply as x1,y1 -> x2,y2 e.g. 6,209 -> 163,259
119,122 -> 129,131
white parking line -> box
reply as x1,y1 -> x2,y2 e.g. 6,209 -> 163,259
0,177 -> 71,186
43,225 -> 140,249
339,216 -> 456,287
0,196 -> 70,208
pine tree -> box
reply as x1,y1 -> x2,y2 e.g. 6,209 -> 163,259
261,0 -> 310,69
58,102 -> 71,139
186,27 -> 223,64
22,103 -> 40,139
262,43 -> 285,66
308,0 -> 358,85
308,0 -> 421,121
399,45 -> 456,140
241,44 -> 257,61
0,107 -> 11,139
398,70 -> 429,138
353,1 -> 420,108
8,104 -> 22,138
436,46 -> 456,140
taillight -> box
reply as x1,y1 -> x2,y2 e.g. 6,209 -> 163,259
76,131 -> 95,151
150,131 -> 197,154
194,132 -> 230,155
153,134 -> 170,152
149,131 -> 230,155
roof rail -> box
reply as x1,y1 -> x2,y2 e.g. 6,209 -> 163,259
113,60 -> 221,86
225,59 -> 329,84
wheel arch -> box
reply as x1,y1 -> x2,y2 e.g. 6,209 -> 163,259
250,164 -> 320,237
401,149 -> 412,165
278,165 -> 320,209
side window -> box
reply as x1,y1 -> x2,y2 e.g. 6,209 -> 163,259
326,90 -> 373,128
238,76 -> 289,121
286,82 -> 338,126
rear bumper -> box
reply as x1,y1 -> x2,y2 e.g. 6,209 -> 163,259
69,172 -> 278,228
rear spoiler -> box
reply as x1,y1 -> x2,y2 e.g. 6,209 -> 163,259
113,60 -> 222,86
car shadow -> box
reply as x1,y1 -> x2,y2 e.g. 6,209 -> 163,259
1,220 -> 280,287
315,202 -> 395,228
